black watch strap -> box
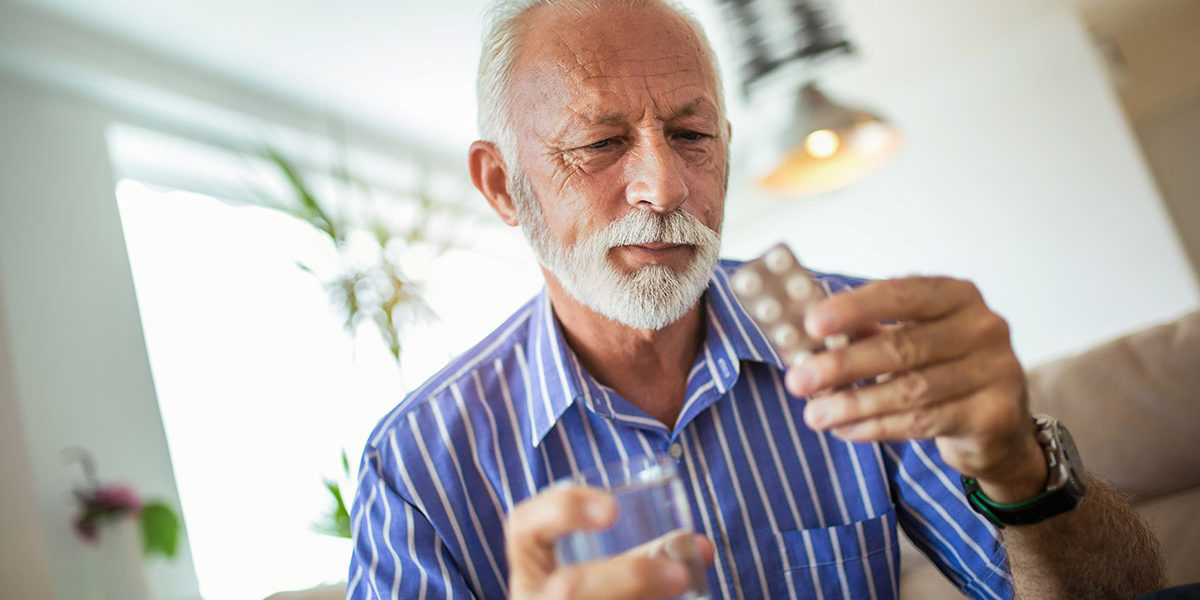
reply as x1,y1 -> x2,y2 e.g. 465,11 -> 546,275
961,475 -> 1081,528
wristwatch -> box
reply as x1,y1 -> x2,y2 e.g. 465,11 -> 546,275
961,415 -> 1087,528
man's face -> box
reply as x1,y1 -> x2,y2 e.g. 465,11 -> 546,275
506,3 -> 730,329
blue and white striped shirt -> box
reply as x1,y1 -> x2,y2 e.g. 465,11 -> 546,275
348,260 -> 1013,600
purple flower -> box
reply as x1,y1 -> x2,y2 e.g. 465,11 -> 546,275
73,483 -> 143,544
92,484 -> 143,513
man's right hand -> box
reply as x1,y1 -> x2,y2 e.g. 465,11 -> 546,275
505,486 -> 715,600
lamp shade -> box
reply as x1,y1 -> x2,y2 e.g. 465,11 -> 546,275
759,83 -> 900,195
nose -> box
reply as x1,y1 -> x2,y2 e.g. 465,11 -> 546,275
624,136 -> 689,213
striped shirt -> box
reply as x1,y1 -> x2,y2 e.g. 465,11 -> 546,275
348,260 -> 1014,600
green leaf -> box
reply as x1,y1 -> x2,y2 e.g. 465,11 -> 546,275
264,148 -> 338,241
335,508 -> 352,539
139,502 -> 180,559
315,478 -> 353,539
341,448 -> 351,475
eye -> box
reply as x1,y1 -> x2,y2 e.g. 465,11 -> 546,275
586,138 -> 616,150
676,131 -> 708,142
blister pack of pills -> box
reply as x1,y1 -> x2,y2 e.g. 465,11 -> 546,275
730,243 -> 849,365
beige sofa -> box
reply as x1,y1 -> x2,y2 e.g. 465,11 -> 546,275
901,309 -> 1200,597
269,311 -> 1200,600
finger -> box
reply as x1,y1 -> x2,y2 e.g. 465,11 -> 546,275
805,277 -> 982,338
619,531 -> 714,596
542,555 -> 692,600
827,382 -> 1024,443
848,321 -> 886,340
786,307 -> 1008,396
623,531 -> 716,575
647,533 -> 716,570
507,486 -> 617,548
663,533 -> 716,570
827,394 -> 966,442
506,487 -> 617,581
691,534 -> 716,568
622,530 -> 699,561
803,355 -> 989,431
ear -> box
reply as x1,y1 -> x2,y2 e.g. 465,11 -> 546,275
469,141 -> 519,227
724,119 -> 733,144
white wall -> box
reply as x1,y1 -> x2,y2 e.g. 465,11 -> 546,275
0,289 -> 54,600
0,73 -> 200,599
1135,91 -> 1200,282
721,2 -> 1199,366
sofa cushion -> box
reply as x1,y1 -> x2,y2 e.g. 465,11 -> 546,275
1026,310 -> 1200,502
1138,485 -> 1200,586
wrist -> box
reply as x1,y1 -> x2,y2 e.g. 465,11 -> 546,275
976,427 -> 1049,504
962,415 -> 1088,528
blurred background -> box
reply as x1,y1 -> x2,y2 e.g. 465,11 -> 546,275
1,0 -> 1197,598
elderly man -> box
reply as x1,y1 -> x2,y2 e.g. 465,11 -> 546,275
348,0 -> 1166,598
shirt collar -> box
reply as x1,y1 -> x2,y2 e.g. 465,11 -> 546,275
525,290 -> 584,447
523,261 -> 787,447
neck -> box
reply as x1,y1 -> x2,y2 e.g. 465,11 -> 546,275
542,269 -> 706,429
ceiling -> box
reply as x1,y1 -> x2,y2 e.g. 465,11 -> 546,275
13,0 -> 493,158
10,0 -> 1199,158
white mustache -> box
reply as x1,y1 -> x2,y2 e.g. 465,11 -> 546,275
594,209 -> 718,249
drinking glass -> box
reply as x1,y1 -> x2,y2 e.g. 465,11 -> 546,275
552,454 -> 709,600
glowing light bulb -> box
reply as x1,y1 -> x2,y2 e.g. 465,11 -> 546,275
804,129 -> 840,158
852,121 -> 892,154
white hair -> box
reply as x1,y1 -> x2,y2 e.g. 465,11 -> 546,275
475,0 -> 725,166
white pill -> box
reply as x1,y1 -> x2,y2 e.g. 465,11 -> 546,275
765,246 -> 794,274
773,324 -> 801,348
785,274 -> 814,300
824,334 -> 849,349
732,270 -> 763,296
754,298 -> 782,323
787,349 -> 812,366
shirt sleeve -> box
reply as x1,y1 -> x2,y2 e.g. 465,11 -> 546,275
347,445 -> 476,600
883,439 -> 1015,600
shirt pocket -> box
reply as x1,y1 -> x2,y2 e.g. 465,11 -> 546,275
770,509 -> 899,599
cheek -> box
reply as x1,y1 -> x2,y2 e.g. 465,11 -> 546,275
557,176 -> 631,226
538,190 -> 610,246
684,168 -> 726,230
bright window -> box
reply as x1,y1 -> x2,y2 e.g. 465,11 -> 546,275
117,179 -> 540,599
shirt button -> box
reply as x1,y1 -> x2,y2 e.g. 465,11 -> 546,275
668,442 -> 683,459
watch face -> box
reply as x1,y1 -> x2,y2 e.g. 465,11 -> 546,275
1036,416 -> 1086,496
1057,422 -> 1088,496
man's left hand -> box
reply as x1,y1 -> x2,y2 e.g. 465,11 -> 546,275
784,277 -> 1047,501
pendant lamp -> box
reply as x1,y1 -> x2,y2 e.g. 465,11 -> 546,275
717,0 -> 900,195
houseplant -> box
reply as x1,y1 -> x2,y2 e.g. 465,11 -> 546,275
251,146 -> 468,540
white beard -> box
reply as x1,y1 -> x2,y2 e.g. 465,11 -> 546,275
510,171 -> 721,330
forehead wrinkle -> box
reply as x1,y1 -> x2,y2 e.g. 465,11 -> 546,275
566,71 -> 716,117
566,53 -> 705,80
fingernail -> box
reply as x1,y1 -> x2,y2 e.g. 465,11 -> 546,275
787,361 -> 817,395
659,561 -> 689,587
832,424 -> 860,440
661,533 -> 692,561
806,306 -> 836,337
804,402 -> 828,429
586,497 -> 614,524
